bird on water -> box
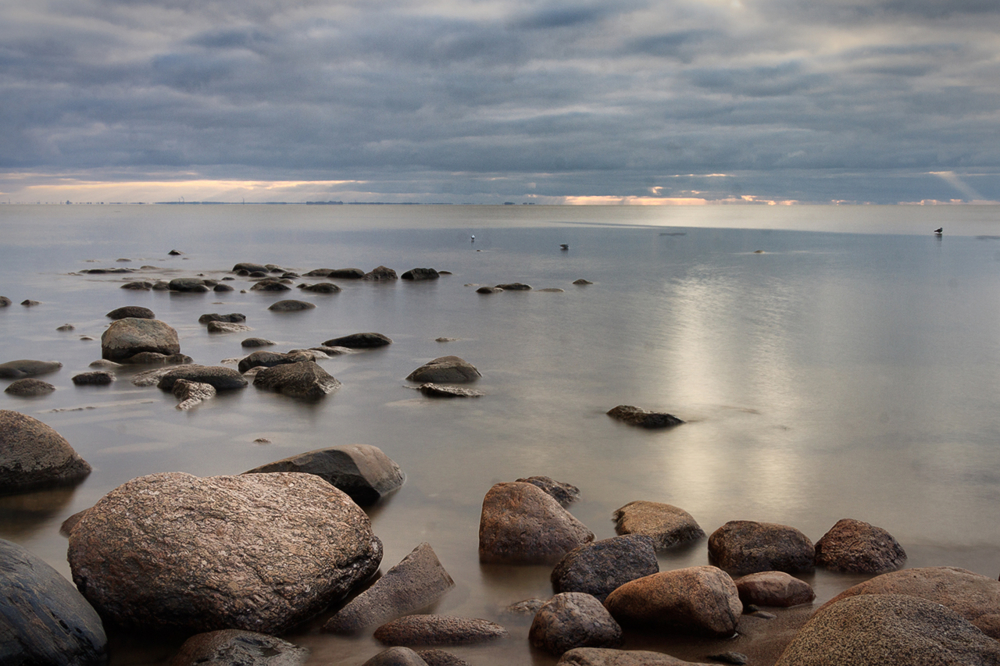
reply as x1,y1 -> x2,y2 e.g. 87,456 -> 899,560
934,227 -> 943,235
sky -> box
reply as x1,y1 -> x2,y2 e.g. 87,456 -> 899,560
2,0 -> 1000,205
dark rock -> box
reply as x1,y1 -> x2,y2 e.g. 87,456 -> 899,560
415,383 -> 483,398
238,350 -> 310,374
365,266 -> 398,281
0,296 -> 10,306
551,535 -> 659,602
401,268 -> 440,280
504,599 -> 547,616
72,371 -> 115,386
268,300 -> 316,312
604,566 -> 742,637
416,650 -> 469,666
168,278 -> 210,293
613,501 -> 705,550
406,356 -> 481,383
168,249 -> 183,255
156,365 -> 248,391
244,444 -> 404,505
774,594 -> 1000,666
362,647 -> 428,666
303,268 -> 334,277
21,300 -> 40,306
242,338 -> 276,348
252,361 -> 341,399
198,313 -> 247,324
435,337 -> 457,342
324,543 -> 454,633
101,318 -> 180,362
250,278 -> 291,292
373,615 -> 508,646
281,272 -> 300,279
516,476 -> 580,506
573,279 -> 593,285
168,629 -> 308,666
814,518 -> 907,573
120,352 -> 192,365
495,283 -> 531,290
206,320 -> 253,333
265,264 -> 284,273
327,268 -> 366,279
80,268 -> 133,274
299,282 -> 341,293
476,286 -> 502,294
107,306 -> 154,320
558,648 -> 709,665
213,283 -> 234,292
120,281 -> 153,290
0,538 -> 107,665
232,262 -> 269,273
708,521 -> 815,576
67,472 -> 382,634
0,359 -> 62,378
0,410 -> 91,495
479,482 -> 594,564
734,571 -> 815,607
172,379 -> 216,411
4,378 -> 56,397
530,592 -> 623,655
606,405 -> 683,428
323,332 -> 393,348
538,288 -> 564,292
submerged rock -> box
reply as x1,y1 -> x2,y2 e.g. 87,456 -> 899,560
401,268 -> 440,281
268,299 -> 316,312
4,378 -> 56,397
71,371 -> 115,386
814,518 -> 907,574
298,282 -> 341,293
106,306 -> 154,320
156,365 -> 248,391
323,332 -> 393,348
529,592 -> 623,655
613,501 -> 705,550
606,405 -> 683,428
364,266 -> 398,281
168,629 -> 308,666
252,361 -> 341,399
708,521 -> 815,576
120,281 -> 153,290
120,352 -> 192,365
415,383 -> 483,398
168,278 -> 210,293
476,286 -> 502,294
0,359 -> 63,379
406,356 -> 481,383
373,615 -> 508,646
198,313 -> 247,324
495,283 -> 531,290
250,278 -> 291,292
558,648 -> 708,665
101,318 -> 180,362
232,262 -> 269,274
207,320 -> 253,333
0,410 -> 91,495
0,296 -> 10,306
238,350 -> 311,374
242,338 -> 276,348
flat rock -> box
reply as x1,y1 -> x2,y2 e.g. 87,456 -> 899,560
0,538 -> 108,665
0,359 -> 63,379
476,286 -> 502,294
559,648 -> 710,665
323,332 -> 393,348
156,365 -> 249,391
252,361 -> 341,399
0,410 -> 91,495
551,535 -> 659,602
515,476 -> 580,506
734,571 -> 815,608
406,356 -> 481,383
365,266 -> 398,281
168,278 -> 210,293
67,472 -> 382,634
774,594 -> 1000,666
168,629 -> 308,666
242,338 -> 276,348
238,351 -> 313,374
21,299 -> 40,306
244,444 -> 404,505
603,566 -> 742,637
415,383 -> 483,398
373,615 -> 508,646
268,300 -> 316,312
572,279 -> 593,286
101,318 -> 180,362
172,379 -> 217,411
613,501 -> 705,550
233,262 -> 269,274
401,268 -> 440,280
326,268 -> 366,279
198,313 -> 247,324
106,306 -> 154,320
207,320 -> 253,333
606,405 -> 683,428
120,281 -> 153,290
814,518 -> 907,573
4,378 -> 56,396
530,592 -> 623,655
72,371 -> 115,386
299,282 -> 342,293
324,543 -> 455,633
495,283 -> 531,290
479,481 -> 594,564
708,521 -> 815,576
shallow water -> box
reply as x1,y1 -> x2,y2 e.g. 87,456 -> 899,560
2,204 -> 1000,664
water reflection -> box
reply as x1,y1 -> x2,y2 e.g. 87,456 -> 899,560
0,486 -> 80,538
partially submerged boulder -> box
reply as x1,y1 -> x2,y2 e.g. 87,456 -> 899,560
708,521 -> 815,576
613,501 -> 705,550
516,476 -> 580,507
71,371 -> 115,386
299,282 -> 341,293
0,359 -> 63,379
401,268 -> 440,281
373,615 -> 508,646
365,266 -> 398,281
814,518 -> 907,574
172,379 -> 217,411
268,300 -> 316,312
198,313 -> 246,324
606,405 -> 683,429
362,647 -> 429,666
735,571 -> 815,608
529,592 -> 623,655
156,365 -> 248,391
551,535 -> 659,602
168,278 -> 210,293
4,378 -> 56,397
101,318 -> 180,362
67,472 -> 383,634
415,383 -> 483,398
252,361 -> 341,399
207,321 -> 253,333
406,357 -> 481,383
168,629 -> 308,666
238,351 -> 312,374
322,332 -> 393,348
106,306 -> 154,320
0,410 -> 91,495
558,648 -> 709,665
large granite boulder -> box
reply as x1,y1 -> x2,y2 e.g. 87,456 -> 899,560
401,268 -> 440,281
365,266 -> 398,281
708,521 -> 815,576
252,361 -> 341,399
106,306 -> 154,320
322,332 -> 393,348
606,405 -> 683,428
774,594 -> 1000,666
67,472 -> 383,633
0,359 -> 63,378
734,571 -> 815,607
324,543 -> 454,633
406,357 -> 481,383
168,629 -> 308,666
479,482 -> 593,564
603,566 -> 742,637
558,648 -> 711,665
822,566 -> 1000,639
814,518 -> 907,573
101,318 -> 180,362
244,444 -> 404,506
529,592 -> 623,655
0,411 -> 91,495
0,538 -> 107,665
613,501 -> 705,550
4,378 -> 56,396
551,535 -> 659,602
373,615 -> 508,646
156,365 -> 248,391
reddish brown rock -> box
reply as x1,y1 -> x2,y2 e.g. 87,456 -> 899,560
529,592 -> 623,655
613,501 -> 705,550
814,518 -> 906,573
708,521 -> 814,576
101,318 -> 180,362
168,629 -> 308,666
0,410 -> 91,495
734,571 -> 815,607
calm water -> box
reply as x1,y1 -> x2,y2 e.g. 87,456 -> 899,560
1,204 -> 999,664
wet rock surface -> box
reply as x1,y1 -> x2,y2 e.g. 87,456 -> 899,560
198,313 -> 246,324
814,518 -> 907,573
4,378 -> 56,396
101,318 -> 180,362
71,371 -> 115,386
606,405 -> 684,428
613,501 -> 705,550
0,359 -> 63,378
373,615 -> 508,646
551,535 -> 659,602
708,521 -> 815,576
268,299 -> 316,312
414,383 -> 483,397
406,356 -> 481,383
401,268 -> 440,280
529,592 -> 623,655
168,629 -> 308,666
734,571 -> 815,608
252,360 -> 341,399
106,305 -> 154,319
207,320 -> 253,333
323,332 -> 393,348
156,365 -> 248,391
0,410 -> 91,495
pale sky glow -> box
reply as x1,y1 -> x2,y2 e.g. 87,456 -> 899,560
2,0 -> 1000,204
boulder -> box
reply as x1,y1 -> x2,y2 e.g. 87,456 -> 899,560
106,306 -> 154,320
0,538 -> 107,665
324,543 -> 454,633
322,332 -> 393,348
168,629 -> 308,666
242,338 -> 276,348
67,472 -> 382,634
415,383 -> 483,398
156,365 -> 248,391
21,299 -> 40,306
268,300 -> 316,312
71,371 -> 115,386
476,287 -> 502,294
0,359 -> 63,379
515,476 -> 580,506
244,444 -> 404,505
250,279 -> 291,292
168,278 -> 210,293
495,283 -> 531,290
406,356 -> 481,383
207,321 -> 253,333
327,268 -> 366,279
120,281 -> 153,290
0,411 -> 91,495
4,378 -> 56,397
299,282 -> 341,293
572,279 -> 593,286
198,313 -> 247,324
213,283 -> 234,292
120,352 -> 192,365
362,647 -> 429,666
172,379 -> 217,411
101,318 -> 180,362
606,405 -> 683,428
551,535 -> 659,602
373,615 -> 508,646
613,501 -> 705,550
401,268 -> 440,281
774,594 -> 1000,666
822,566 -> 1000,639
365,266 -> 398,281
530,592 -> 623,655
603,566 -> 742,637
252,361 -> 341,399
814,518 -> 907,573
232,262 -> 269,274
558,648 -> 709,665
57,324 -> 75,331
708,521 -> 815,576
479,482 -> 594,564
734,571 -> 815,607
0,296 -> 10,306
238,351 -> 312,374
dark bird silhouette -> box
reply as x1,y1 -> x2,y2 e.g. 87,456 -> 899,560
934,227 -> 943,235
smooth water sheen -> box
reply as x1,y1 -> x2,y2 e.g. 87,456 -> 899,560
1,204 -> 999,664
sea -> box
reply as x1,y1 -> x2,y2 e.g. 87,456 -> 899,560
1,203 -> 999,664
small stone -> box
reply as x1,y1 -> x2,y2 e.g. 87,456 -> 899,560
495,283 -> 531,290
476,286 -> 502,294
406,356 -> 481,383
72,371 -> 115,386
21,299 -> 40,306
573,279 -> 593,285
268,300 -> 316,312
322,332 -> 393,348
4,378 -> 56,397
607,405 -> 683,428
373,615 -> 508,646
56,324 -> 75,331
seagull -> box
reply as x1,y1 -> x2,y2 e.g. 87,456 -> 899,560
560,244 -> 569,251
934,227 -> 943,235
471,235 -> 475,242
